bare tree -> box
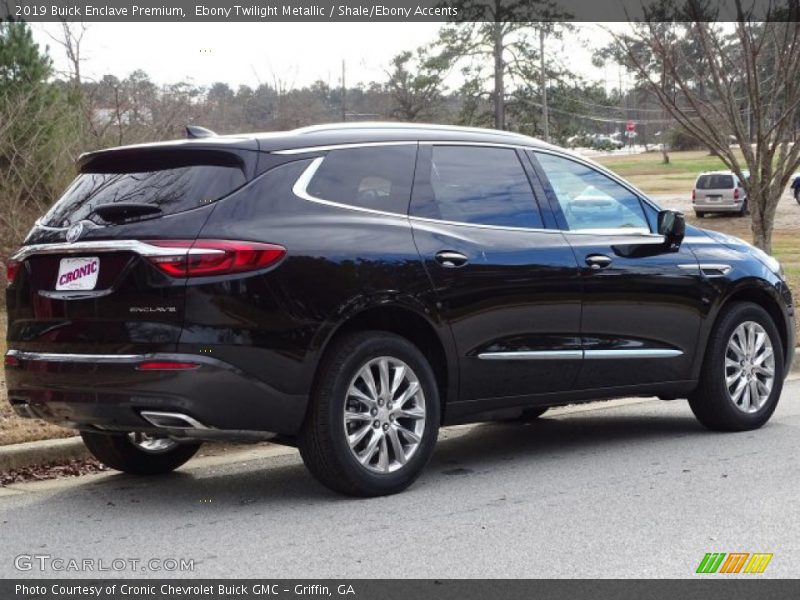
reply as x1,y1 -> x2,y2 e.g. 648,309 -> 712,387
617,15 -> 800,252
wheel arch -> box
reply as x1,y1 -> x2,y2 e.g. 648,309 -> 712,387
695,280 -> 791,380
310,302 -> 457,422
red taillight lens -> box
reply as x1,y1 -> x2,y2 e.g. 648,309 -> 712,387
4,354 -> 20,368
691,189 -> 696,202
734,187 -> 740,200
5,258 -> 20,285
146,240 -> 286,278
136,361 -> 200,371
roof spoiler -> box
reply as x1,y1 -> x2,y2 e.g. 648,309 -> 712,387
186,125 -> 217,139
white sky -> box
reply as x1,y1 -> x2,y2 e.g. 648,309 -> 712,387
32,22 -> 623,92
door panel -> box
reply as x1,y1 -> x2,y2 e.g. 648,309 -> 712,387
410,145 -> 582,402
564,233 -> 704,388
530,150 -> 705,388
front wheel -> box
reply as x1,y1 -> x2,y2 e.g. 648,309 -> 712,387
81,431 -> 201,475
299,331 -> 440,496
688,302 -> 784,431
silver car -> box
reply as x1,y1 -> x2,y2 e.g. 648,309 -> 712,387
692,170 -> 749,217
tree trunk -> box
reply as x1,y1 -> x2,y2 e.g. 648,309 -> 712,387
749,188 -> 774,253
493,24 -> 504,130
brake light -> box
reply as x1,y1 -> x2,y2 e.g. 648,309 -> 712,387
691,189 -> 696,202
734,187 -> 740,200
4,354 -> 20,368
136,361 -> 200,371
5,258 -> 20,285
146,240 -> 286,277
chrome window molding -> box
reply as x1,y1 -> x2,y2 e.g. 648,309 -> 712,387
478,348 -> 683,360
285,140 -> 670,239
11,240 -> 223,262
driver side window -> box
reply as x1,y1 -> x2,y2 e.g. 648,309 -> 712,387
534,152 -> 650,232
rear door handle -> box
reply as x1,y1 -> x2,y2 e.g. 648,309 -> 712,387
585,254 -> 613,270
435,251 -> 469,268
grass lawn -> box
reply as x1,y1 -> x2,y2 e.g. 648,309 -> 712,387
597,149 -> 745,194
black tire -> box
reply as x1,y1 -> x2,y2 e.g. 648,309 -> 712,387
794,187 -> 800,205
695,211 -> 705,218
298,331 -> 440,497
80,431 -> 200,475
739,199 -> 749,217
688,302 -> 784,431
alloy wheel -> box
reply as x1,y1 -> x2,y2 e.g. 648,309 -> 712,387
128,432 -> 179,454
342,356 -> 426,474
724,321 -> 775,413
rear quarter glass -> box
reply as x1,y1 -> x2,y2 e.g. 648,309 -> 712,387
41,149 -> 247,227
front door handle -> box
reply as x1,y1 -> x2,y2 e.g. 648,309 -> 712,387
435,251 -> 469,268
585,254 -> 613,270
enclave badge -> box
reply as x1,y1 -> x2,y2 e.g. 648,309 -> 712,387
66,222 -> 84,243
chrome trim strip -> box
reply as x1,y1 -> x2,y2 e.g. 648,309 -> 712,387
11,240 -> 222,262
478,348 -> 683,360
478,350 -> 583,361
6,350 -> 142,363
274,141 -> 418,155
140,411 -> 209,430
678,263 -> 732,277
583,349 -> 684,359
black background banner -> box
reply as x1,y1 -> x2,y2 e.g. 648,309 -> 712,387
3,580 -> 800,600
1,0 -> 799,23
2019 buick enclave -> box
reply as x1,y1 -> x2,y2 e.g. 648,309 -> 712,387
3,123 -> 795,496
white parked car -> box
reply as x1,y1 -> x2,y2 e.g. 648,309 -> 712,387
692,170 -> 749,217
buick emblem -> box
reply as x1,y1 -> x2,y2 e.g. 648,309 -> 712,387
66,222 -> 84,243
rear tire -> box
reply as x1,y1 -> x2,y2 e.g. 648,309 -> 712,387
739,199 -> 749,217
794,188 -> 800,205
688,302 -> 784,431
298,331 -> 440,497
81,431 -> 200,475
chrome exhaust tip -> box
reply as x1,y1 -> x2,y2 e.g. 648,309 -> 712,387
139,411 -> 208,430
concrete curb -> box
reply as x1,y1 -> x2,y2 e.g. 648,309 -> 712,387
0,436 -> 88,472
1,347 -> 799,472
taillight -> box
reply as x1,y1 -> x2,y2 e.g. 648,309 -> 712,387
5,258 -> 20,285
146,240 -> 286,277
136,361 -> 200,371
4,354 -> 20,368
691,189 -> 696,202
734,187 -> 740,200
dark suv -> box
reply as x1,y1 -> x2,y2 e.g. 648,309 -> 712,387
4,123 -> 795,496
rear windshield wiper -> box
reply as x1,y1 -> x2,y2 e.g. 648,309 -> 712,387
90,202 -> 163,223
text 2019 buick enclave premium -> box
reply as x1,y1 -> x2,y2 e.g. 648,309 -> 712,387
3,123 -> 795,496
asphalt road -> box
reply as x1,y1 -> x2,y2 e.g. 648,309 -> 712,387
1,379 -> 799,579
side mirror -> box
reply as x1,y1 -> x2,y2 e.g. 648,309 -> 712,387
657,210 -> 685,251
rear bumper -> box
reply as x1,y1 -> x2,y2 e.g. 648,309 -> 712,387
693,202 -> 743,212
3,350 -> 307,437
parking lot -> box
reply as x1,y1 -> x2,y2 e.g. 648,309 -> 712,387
1,379 -> 799,579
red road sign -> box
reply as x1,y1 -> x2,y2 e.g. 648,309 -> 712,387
626,120 -> 636,132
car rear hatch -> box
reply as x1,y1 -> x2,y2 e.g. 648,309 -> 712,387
696,173 -> 735,204
5,143 -> 259,355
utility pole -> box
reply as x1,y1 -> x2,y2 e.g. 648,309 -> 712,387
341,59 -> 346,122
540,27 -> 549,142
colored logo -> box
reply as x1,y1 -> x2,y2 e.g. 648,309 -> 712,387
696,552 -> 773,574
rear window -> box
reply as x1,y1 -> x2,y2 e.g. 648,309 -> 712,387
42,151 -> 246,227
696,174 -> 734,190
305,145 -> 416,214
